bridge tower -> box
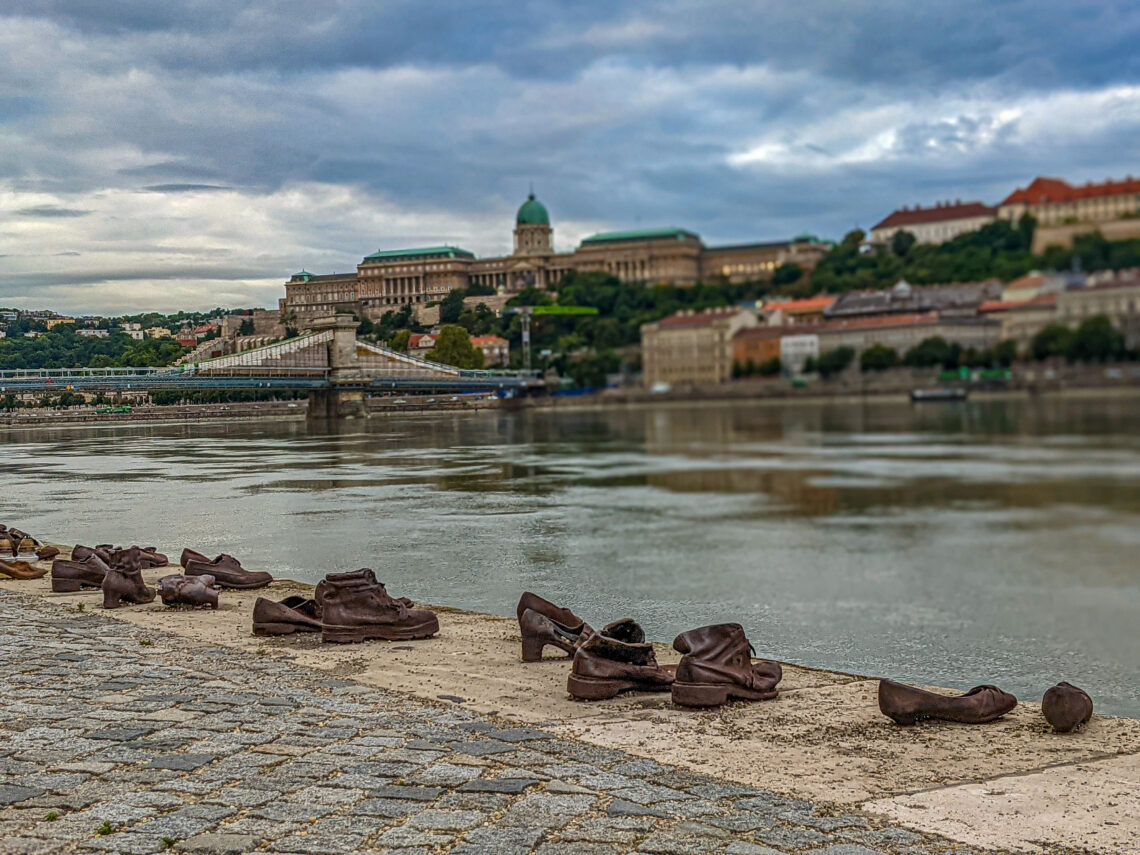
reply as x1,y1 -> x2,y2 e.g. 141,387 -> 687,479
307,313 -> 367,424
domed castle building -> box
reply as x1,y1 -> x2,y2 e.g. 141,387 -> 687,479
282,192 -> 828,320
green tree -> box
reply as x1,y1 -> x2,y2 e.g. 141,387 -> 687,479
1031,323 -> 1074,361
860,344 -> 899,372
890,230 -> 917,257
771,263 -> 803,287
816,346 -> 855,378
439,289 -> 466,324
426,325 -> 484,369
1068,315 -> 1125,363
904,336 -> 953,368
990,339 -> 1019,367
757,356 -> 782,376
388,330 -> 411,352
238,318 -> 255,336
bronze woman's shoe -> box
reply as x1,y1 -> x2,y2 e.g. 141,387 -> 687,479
878,679 -> 1017,725
180,548 -> 211,568
317,571 -> 438,643
185,554 -> 272,590
253,595 -> 323,635
158,574 -> 220,609
1042,682 -> 1093,733
0,559 -> 48,580
671,623 -> 782,708
568,619 -> 674,700
101,562 -> 156,609
36,545 -> 61,561
517,592 -> 592,661
51,554 -> 111,591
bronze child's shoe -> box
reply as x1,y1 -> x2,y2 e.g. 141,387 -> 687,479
158,574 -> 220,609
1042,681 -> 1093,733
101,563 -> 156,609
568,619 -> 674,700
51,554 -> 110,591
517,591 -> 592,661
318,572 -> 438,643
0,559 -> 48,580
184,554 -> 272,589
36,545 -> 60,561
671,623 -> 782,708
253,596 -> 322,635
878,679 -> 1017,725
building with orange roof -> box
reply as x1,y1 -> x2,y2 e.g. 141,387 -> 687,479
470,334 -> 509,366
999,175 -> 1140,226
760,295 -> 835,326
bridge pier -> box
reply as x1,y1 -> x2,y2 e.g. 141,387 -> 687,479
306,313 -> 367,426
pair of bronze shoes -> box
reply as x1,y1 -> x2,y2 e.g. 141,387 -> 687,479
74,544 -> 169,569
518,595 -> 781,707
253,568 -> 437,644
180,549 -> 272,589
0,558 -> 48,580
878,679 -> 1093,732
0,526 -> 58,561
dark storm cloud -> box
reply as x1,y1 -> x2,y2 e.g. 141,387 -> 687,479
14,205 -> 92,218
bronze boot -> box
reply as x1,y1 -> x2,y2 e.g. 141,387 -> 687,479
517,591 -> 592,661
316,568 -> 414,606
51,554 -> 110,591
0,559 -> 48,580
253,595 -> 322,635
158,574 -> 220,608
101,550 -> 156,609
878,679 -> 1017,725
1042,681 -> 1093,733
671,623 -> 782,708
185,553 -> 272,589
318,573 -> 438,643
568,619 -> 674,700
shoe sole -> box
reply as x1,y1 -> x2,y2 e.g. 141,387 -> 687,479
671,681 -> 778,708
567,674 -> 673,701
253,622 -> 320,636
322,619 -> 439,644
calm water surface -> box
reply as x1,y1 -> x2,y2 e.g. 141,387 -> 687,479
4,396 -> 1139,715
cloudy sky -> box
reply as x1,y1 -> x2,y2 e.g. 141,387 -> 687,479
1,1 -> 1138,314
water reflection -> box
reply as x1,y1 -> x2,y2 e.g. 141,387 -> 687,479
3,395 -> 1139,715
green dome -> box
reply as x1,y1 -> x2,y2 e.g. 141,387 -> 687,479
516,192 -> 550,226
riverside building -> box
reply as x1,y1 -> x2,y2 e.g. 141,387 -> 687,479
281,193 -> 829,323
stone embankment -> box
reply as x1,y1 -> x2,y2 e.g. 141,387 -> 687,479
3,561 -> 1139,854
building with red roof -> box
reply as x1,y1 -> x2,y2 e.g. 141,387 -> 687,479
870,200 -> 997,245
999,175 -> 1140,226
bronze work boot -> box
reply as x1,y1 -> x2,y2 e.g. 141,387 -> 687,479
36,545 -> 60,561
185,553 -> 272,589
158,574 -> 220,609
318,572 -> 438,643
315,568 -> 414,606
567,619 -> 674,700
517,591 -> 592,661
0,559 -> 48,580
51,554 -> 111,591
671,623 -> 782,708
101,558 -> 156,609
878,679 -> 1017,725
1042,681 -> 1093,733
253,595 -> 322,635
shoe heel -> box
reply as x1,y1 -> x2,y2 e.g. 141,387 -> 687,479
567,675 -> 623,701
672,681 -> 729,708
51,579 -> 82,593
521,634 -> 547,662
102,591 -> 122,609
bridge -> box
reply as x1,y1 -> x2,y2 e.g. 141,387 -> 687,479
0,314 -> 538,422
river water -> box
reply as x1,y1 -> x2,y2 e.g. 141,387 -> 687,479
4,395 -> 1139,716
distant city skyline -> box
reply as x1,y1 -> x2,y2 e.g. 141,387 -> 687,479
1,1 -> 1138,314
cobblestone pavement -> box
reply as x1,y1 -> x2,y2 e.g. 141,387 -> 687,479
0,591 -> 1004,855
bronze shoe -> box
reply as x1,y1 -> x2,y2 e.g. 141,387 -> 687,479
517,592 -> 592,661
0,535 -> 15,557
878,679 -> 1017,725
315,568 -> 414,606
1042,681 -> 1093,733
253,595 -> 322,635
180,548 -> 210,568
568,619 -> 674,700
318,573 -> 438,643
73,544 -> 115,564
671,623 -> 781,708
0,559 -> 48,580
101,560 -> 156,609
51,554 -> 110,591
158,573 -> 220,609
36,545 -> 60,561
185,554 -> 272,589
